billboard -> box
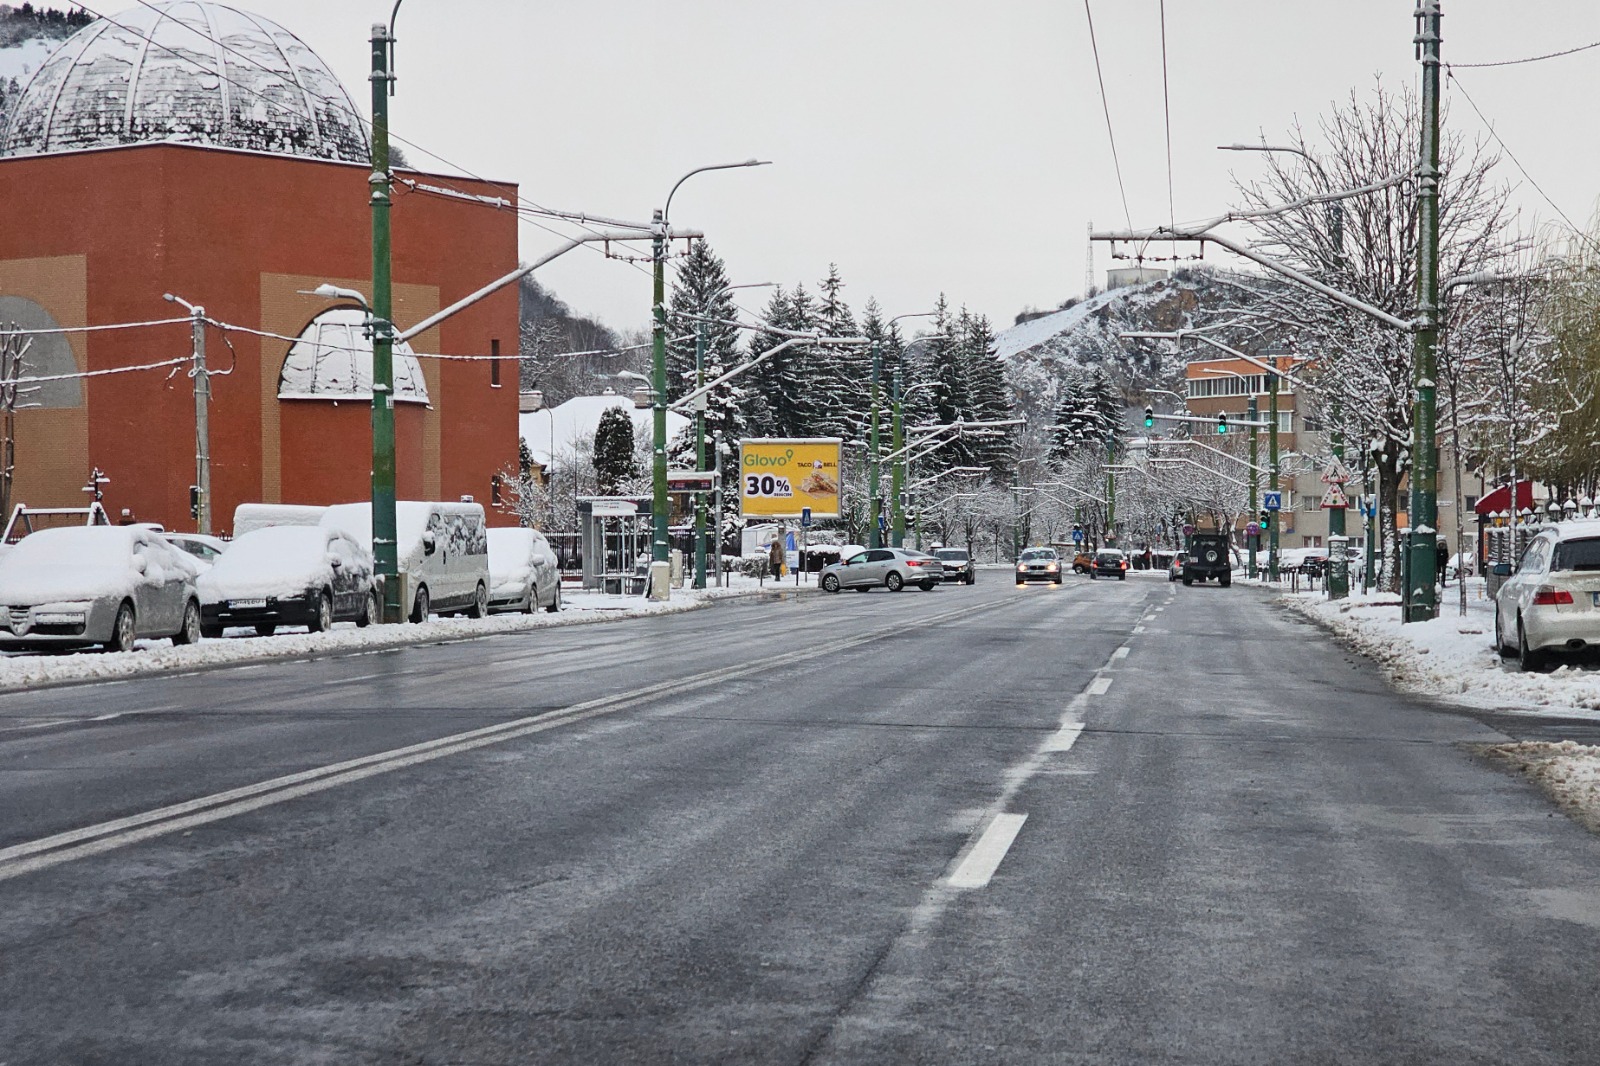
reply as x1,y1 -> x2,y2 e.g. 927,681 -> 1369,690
739,438 -> 842,519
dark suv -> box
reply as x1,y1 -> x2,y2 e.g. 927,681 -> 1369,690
1182,534 -> 1233,587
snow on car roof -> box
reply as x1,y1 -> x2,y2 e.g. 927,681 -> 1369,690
1,524 -> 138,563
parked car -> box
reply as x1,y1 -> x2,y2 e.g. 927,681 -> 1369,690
933,547 -> 976,585
1183,533 -> 1233,587
1493,521 -> 1600,671
322,501 -> 490,622
0,525 -> 202,652
1168,553 -> 1185,581
1090,548 -> 1128,579
820,548 -> 944,592
1015,547 -> 1063,585
198,525 -> 376,637
487,527 -> 562,613
163,532 -> 228,569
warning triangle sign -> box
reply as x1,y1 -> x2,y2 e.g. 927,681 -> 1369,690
1320,485 -> 1350,509
1320,458 -> 1354,484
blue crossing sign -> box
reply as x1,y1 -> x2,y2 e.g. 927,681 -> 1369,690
1263,491 -> 1283,512
1072,529 -> 1084,543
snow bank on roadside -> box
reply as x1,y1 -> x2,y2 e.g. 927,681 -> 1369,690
1282,588 -> 1600,719
1479,741 -> 1600,831
0,582 -> 783,692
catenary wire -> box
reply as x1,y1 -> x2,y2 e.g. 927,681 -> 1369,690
1082,0 -> 1134,233
1450,37 -> 1600,69
1158,0 -> 1176,255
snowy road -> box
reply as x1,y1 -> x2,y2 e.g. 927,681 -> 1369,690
3,576 -> 1600,1063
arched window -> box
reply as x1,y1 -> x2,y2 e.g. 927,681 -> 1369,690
0,296 -> 82,409
278,306 -> 429,404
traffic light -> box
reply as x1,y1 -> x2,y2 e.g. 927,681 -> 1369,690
1217,413 -> 1229,434
1259,509 -> 1271,531
189,485 -> 201,520
1143,405 -> 1155,429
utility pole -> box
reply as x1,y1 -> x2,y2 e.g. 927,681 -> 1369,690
164,294 -> 210,535
890,367 -> 905,548
1269,365 -> 1280,581
650,208 -> 670,587
868,337 -> 883,549
1248,394 -> 1259,578
369,20 -> 401,623
1407,0 -> 1443,622
1105,435 -> 1116,545
1327,405 -> 1349,598
692,319 -> 708,589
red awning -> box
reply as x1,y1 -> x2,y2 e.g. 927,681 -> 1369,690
1474,480 -> 1534,516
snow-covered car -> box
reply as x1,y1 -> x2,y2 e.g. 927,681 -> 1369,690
0,525 -> 202,652
163,532 -> 228,569
1493,521 -> 1600,672
486,527 -> 561,614
197,525 -> 376,637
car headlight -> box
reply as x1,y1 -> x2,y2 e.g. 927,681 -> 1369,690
1046,563 -> 1059,572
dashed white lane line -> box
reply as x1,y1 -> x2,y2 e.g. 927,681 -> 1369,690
946,812 -> 1029,889
1111,646 -> 1130,661
1089,676 -> 1113,696
1043,721 -> 1085,753
1133,625 -> 1147,634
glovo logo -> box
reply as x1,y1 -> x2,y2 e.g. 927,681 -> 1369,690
744,448 -> 795,469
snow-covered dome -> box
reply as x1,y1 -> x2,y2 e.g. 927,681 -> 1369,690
1,2 -> 369,162
279,308 -> 429,405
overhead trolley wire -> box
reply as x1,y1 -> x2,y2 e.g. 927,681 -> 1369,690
1082,0 -> 1134,234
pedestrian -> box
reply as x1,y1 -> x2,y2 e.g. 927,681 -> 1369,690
768,531 -> 784,579
1436,537 -> 1449,587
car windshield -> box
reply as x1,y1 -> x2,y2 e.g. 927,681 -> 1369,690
1553,536 -> 1600,571
1019,549 -> 1056,561
934,549 -> 968,561
1096,552 -> 1122,562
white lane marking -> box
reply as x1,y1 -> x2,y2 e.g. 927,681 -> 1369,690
1133,625 -> 1147,634
1153,607 -> 1165,613
1089,677 -> 1113,696
946,812 -> 1028,889
1111,647 -> 1130,661
1043,721 -> 1084,753
0,598 -> 1008,883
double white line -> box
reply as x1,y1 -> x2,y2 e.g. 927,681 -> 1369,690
0,599 -> 1006,884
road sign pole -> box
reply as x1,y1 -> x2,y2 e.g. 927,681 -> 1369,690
868,340 -> 882,550
693,321 -> 707,590
1269,367 -> 1280,581
1248,394 -> 1259,578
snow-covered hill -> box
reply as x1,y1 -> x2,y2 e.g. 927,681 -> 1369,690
993,268 -> 1251,422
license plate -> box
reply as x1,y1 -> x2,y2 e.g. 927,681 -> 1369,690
230,598 -> 268,609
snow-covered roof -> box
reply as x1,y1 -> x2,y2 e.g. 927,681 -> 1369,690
520,392 -> 689,470
1,2 -> 369,163
278,307 -> 429,404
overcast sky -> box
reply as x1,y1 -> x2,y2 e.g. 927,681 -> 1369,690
234,1 -> 1600,336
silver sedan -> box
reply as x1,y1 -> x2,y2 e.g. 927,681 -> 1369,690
1493,521 -> 1600,671
820,548 -> 945,592
0,526 -> 202,652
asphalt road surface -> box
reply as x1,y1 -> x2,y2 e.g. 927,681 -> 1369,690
3,573 -> 1600,1065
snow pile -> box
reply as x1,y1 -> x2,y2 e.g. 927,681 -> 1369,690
1479,741 -> 1600,831
0,580 -> 795,691
1283,587 -> 1600,718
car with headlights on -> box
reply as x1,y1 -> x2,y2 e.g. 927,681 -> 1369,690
1090,548 -> 1128,579
198,525 -> 376,637
1493,520 -> 1600,671
820,548 -> 944,592
487,527 -> 562,613
0,525 -> 202,652
933,547 -> 975,585
1015,547 -> 1063,585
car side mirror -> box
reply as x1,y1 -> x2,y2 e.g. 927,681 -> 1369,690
1492,562 -> 1512,577
422,531 -> 437,556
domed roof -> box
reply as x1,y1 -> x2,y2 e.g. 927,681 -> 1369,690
279,308 -> 429,405
1,2 -> 369,162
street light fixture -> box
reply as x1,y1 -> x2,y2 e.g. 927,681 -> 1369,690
649,160 -> 773,599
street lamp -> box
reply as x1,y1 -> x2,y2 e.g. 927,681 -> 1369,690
1219,142 -> 1343,255
650,159 -> 772,599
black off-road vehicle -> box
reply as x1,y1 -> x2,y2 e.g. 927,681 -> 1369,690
1182,533 -> 1233,587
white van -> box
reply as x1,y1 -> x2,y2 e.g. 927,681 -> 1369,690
320,501 -> 490,622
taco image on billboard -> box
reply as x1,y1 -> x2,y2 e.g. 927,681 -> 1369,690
799,467 -> 839,496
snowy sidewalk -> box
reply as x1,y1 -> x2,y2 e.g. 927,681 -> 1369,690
0,577 -> 794,693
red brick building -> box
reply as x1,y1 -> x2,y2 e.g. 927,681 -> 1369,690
0,3 -> 519,534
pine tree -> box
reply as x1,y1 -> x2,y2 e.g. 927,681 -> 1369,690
1048,366 -> 1120,461
665,241 -> 739,402
959,311 -> 1015,477
750,287 -> 799,436
812,264 -> 861,438
592,406 -> 639,496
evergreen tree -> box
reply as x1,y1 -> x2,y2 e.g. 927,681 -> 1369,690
592,405 -> 639,495
750,287 -> 799,436
812,264 -> 862,438
665,241 -> 739,402
1048,366 -> 1121,461
782,283 -> 824,435
959,310 -> 1015,477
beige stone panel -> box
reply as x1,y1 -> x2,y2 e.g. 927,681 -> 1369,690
259,274 -> 439,503
0,256 -> 88,508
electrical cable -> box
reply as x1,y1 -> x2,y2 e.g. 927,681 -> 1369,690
0,316 -> 192,336
0,357 -> 188,386
1449,38 -> 1600,69
1082,0 -> 1134,233
1158,0 -> 1176,258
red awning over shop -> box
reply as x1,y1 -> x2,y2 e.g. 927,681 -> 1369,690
1474,480 -> 1534,516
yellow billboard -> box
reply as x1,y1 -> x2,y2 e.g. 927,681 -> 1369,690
739,438 -> 843,519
